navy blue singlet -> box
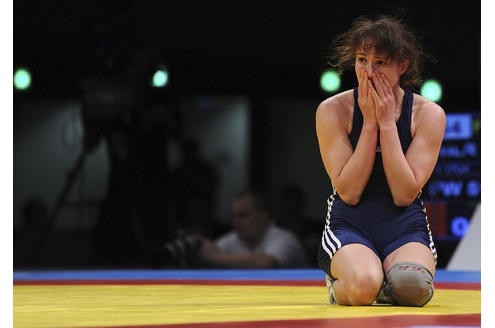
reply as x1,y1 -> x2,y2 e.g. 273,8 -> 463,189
317,88 -> 437,276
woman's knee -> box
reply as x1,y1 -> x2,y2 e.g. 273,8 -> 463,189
387,262 -> 434,306
339,270 -> 383,305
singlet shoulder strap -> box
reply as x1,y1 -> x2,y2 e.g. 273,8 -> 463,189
397,89 -> 413,151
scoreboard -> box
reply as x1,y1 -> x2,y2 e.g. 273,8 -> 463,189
423,112 -> 480,241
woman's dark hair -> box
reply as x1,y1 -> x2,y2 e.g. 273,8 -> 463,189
327,15 -> 434,90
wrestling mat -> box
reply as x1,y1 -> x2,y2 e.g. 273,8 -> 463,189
13,269 -> 480,328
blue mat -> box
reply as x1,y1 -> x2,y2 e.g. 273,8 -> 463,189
13,268 -> 480,283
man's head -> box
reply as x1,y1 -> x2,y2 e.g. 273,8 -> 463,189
231,190 -> 270,247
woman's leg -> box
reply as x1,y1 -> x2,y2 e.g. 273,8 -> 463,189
382,242 -> 436,306
383,241 -> 436,273
330,243 -> 384,305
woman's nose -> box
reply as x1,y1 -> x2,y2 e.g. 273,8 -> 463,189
365,63 -> 376,74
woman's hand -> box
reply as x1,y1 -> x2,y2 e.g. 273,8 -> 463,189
369,72 -> 397,127
357,70 -> 378,126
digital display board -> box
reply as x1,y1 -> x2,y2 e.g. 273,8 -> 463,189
423,112 -> 480,240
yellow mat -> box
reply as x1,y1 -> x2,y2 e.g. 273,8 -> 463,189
14,285 -> 480,328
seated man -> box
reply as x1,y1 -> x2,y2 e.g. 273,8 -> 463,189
195,190 -> 308,268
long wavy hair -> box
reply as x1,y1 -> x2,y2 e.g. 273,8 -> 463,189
327,15 -> 434,90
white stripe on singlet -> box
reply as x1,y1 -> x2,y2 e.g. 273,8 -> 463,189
321,189 -> 342,259
419,196 -> 438,265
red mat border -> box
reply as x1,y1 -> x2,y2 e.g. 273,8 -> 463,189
90,314 -> 481,328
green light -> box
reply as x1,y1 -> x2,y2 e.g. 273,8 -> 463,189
320,70 -> 341,93
14,67 -> 32,91
473,117 -> 480,135
421,79 -> 442,103
152,68 -> 169,88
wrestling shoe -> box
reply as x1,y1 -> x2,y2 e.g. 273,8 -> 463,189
325,274 -> 337,304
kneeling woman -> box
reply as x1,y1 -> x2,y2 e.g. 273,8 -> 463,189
315,15 -> 445,306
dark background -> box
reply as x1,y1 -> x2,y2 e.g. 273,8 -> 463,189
13,0 -> 481,269
14,0 -> 480,106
